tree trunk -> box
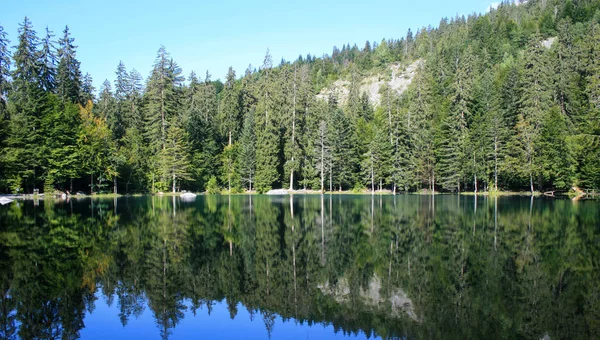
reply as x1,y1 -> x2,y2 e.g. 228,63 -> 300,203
290,66 -> 297,191
114,177 -> 118,195
431,168 -> 435,195
161,87 -> 165,149
329,159 -> 333,192
172,173 -> 176,193
90,173 -> 94,194
371,163 -> 375,195
494,136 -> 498,192
530,172 -> 534,194
473,152 -> 477,193
320,134 -> 325,193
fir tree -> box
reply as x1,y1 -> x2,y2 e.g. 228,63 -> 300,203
160,124 -> 191,193
238,109 -> 256,191
218,67 -> 241,145
145,46 -> 183,154
327,106 -> 355,190
56,26 -> 82,103
39,26 -> 56,93
255,50 -> 280,193
0,25 -> 10,109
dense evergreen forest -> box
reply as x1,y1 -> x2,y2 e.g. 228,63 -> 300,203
1,0 -> 600,194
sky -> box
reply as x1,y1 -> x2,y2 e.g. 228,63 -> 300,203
1,0 -> 498,91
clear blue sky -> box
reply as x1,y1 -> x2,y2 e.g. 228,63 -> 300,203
1,0 -> 498,90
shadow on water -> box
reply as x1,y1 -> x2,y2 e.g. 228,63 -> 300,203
0,195 -> 599,339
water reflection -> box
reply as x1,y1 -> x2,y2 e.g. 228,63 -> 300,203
0,195 -> 598,339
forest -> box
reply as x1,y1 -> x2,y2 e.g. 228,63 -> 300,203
0,0 -> 599,194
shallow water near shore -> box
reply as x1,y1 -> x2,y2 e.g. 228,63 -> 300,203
1,194 -> 598,339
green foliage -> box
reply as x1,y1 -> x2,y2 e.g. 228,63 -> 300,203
2,1 -> 600,194
206,176 -> 220,194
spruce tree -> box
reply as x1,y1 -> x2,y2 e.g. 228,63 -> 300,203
513,35 -> 554,192
39,26 -> 56,93
143,46 -> 184,188
81,73 -> 94,103
255,50 -> 280,193
409,63 -> 436,192
238,109 -> 256,191
56,26 -> 82,104
160,124 -> 191,193
0,24 -> 10,112
327,106 -> 355,190
186,70 -> 219,190
218,67 -> 241,145
6,17 -> 45,192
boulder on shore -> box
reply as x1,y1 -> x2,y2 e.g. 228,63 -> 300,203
266,189 -> 289,195
0,197 -> 14,205
180,192 -> 197,198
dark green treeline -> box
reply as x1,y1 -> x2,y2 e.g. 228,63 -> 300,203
0,195 -> 598,339
1,0 -> 600,194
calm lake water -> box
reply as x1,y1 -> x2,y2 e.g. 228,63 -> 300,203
0,194 -> 598,339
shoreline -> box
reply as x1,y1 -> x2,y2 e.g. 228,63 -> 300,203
2,190 -> 597,200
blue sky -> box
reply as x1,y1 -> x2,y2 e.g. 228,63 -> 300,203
1,0 -> 497,90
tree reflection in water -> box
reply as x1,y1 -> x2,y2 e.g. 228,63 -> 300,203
0,195 -> 598,339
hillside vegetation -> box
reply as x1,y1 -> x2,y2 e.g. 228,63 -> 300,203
0,0 -> 599,194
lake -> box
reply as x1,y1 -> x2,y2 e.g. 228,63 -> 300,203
0,194 -> 598,339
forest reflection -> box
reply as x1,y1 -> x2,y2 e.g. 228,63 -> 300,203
1,195 -> 599,339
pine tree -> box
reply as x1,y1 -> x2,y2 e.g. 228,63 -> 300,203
0,25 -> 9,184
390,103 -> 415,192
160,124 -> 191,193
43,97 -> 80,192
554,18 -> 582,122
0,25 -> 10,111
97,80 -> 118,136
513,34 -> 554,192
113,61 -> 129,138
361,113 -> 393,192
238,110 -> 256,191
218,66 -> 241,145
570,21 -> 600,189
327,106 -> 355,190
187,70 -> 219,190
295,64 -> 317,190
6,17 -> 45,192
220,143 -> 240,193
437,112 -> 465,192
437,51 -> 472,192
481,66 -> 508,192
11,17 -> 42,106
56,26 -> 82,103
39,26 -> 57,93
255,50 -> 280,193
409,63 -> 436,192
126,68 -> 144,127
144,46 -> 183,150
81,73 -> 94,103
